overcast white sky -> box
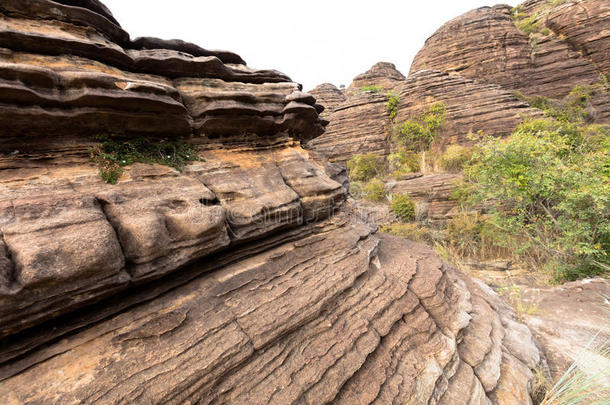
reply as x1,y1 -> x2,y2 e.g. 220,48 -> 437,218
103,0 -> 519,91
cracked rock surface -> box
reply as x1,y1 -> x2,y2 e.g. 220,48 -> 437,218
0,1 -> 542,403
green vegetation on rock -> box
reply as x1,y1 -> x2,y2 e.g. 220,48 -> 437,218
385,92 -> 400,121
89,136 -> 202,184
387,148 -> 420,177
360,85 -> 383,93
517,85 -> 601,123
393,102 -> 446,152
362,178 -> 387,202
390,193 -> 416,222
459,117 -> 610,281
347,153 -> 384,182
438,144 -> 474,173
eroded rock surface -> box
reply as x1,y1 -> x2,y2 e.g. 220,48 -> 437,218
519,278 -> 610,378
309,0 -> 609,168
0,1 -> 543,404
346,61 -> 406,96
411,2 -> 608,100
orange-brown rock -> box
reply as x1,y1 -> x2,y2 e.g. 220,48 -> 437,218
308,90 -> 391,163
410,2 -> 608,101
393,70 -> 542,147
388,173 -> 463,222
308,68 -> 542,164
308,83 -> 346,119
346,61 -> 406,96
519,278 -> 610,378
0,1 -> 544,404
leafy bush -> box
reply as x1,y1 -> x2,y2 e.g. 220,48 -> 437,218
393,102 -> 446,152
460,118 -> 610,281
388,147 -> 420,177
360,85 -> 383,93
438,145 -> 474,172
89,136 -> 201,184
385,92 -> 400,121
520,85 -> 597,123
363,178 -> 387,202
515,14 -> 542,35
390,193 -> 416,222
347,153 -> 384,182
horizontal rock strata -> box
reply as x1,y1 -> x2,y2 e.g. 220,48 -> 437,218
388,173 -> 463,222
346,61 -> 406,96
308,91 -> 391,163
308,83 -> 346,119
0,1 -> 543,403
394,70 -> 542,147
410,2 -> 606,99
0,0 -> 326,153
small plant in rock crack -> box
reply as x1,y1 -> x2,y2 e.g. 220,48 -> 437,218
89,136 -> 203,184
385,92 -> 400,122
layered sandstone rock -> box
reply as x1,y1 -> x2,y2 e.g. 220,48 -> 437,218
393,70 -> 542,147
411,1 -> 608,102
0,230 -> 542,405
0,1 -> 543,403
309,83 -> 346,118
346,61 -> 406,96
388,173 -> 463,222
307,90 -> 391,163
308,68 -> 542,164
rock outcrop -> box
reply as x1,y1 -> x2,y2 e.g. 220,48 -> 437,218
308,90 -> 391,163
393,70 -> 542,147
308,83 -> 346,119
346,62 -> 406,96
309,0 -> 610,168
388,173 -> 463,222
410,2 -> 608,100
519,278 -> 610,378
0,1 -> 545,403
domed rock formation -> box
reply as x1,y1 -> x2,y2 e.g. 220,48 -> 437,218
0,1 -> 544,404
309,0 -> 609,169
346,61 -> 406,95
309,83 -> 346,119
411,0 -> 609,116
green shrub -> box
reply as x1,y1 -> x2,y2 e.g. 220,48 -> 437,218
461,117 -> 610,281
360,85 -> 383,93
515,14 -> 542,35
388,147 -> 420,176
385,92 -> 400,121
349,180 -> 364,198
393,102 -> 446,152
347,153 -> 384,182
518,85 -> 598,123
390,193 -> 416,222
363,178 -> 387,202
89,136 -> 201,184
438,145 -> 474,172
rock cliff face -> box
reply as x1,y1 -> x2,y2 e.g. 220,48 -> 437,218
0,1 -> 543,403
411,1 -> 608,100
309,0 -> 610,168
